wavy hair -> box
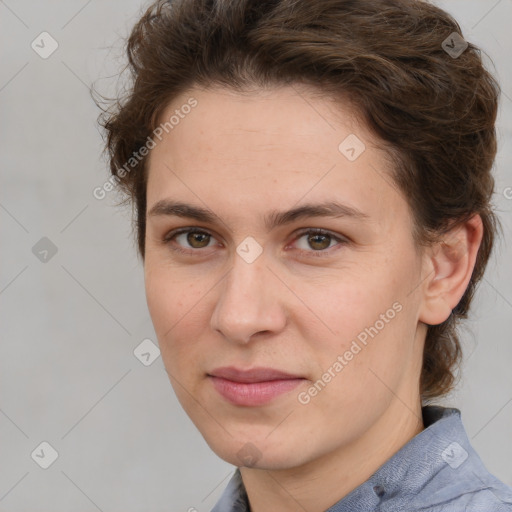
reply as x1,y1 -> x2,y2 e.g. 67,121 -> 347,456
97,0 -> 501,402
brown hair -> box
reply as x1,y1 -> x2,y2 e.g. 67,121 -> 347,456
97,0 -> 501,402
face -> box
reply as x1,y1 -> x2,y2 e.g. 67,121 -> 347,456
144,85 -> 427,471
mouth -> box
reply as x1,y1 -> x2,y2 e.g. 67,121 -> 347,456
207,366 -> 306,406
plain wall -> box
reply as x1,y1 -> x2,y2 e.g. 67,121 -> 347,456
1,1 -> 511,510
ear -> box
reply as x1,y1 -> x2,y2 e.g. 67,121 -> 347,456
418,214 -> 484,326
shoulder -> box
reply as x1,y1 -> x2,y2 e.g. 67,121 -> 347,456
391,406 -> 512,512
409,456 -> 512,512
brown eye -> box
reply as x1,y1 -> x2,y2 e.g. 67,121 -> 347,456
186,231 -> 210,248
293,229 -> 347,254
163,228 -> 216,253
307,233 -> 331,251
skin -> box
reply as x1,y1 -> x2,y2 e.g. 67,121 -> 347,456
143,84 -> 483,512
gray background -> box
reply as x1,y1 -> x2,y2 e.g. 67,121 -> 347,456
1,1 -> 511,511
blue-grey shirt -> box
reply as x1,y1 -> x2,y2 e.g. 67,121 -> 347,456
211,406 -> 512,511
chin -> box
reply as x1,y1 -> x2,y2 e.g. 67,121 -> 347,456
202,429 -> 311,470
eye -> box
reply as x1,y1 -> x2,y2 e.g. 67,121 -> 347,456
291,228 -> 348,255
163,227 -> 219,253
162,227 -> 348,256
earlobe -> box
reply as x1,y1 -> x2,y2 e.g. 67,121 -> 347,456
418,214 -> 484,326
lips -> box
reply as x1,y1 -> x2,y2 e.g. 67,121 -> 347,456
208,366 -> 303,383
207,366 -> 306,406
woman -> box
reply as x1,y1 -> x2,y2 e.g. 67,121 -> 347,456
98,0 -> 512,510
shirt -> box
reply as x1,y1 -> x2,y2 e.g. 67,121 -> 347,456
211,405 -> 512,511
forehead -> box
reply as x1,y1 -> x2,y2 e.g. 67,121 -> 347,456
146,85 -> 408,231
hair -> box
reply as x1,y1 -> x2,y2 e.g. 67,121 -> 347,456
96,0 -> 501,402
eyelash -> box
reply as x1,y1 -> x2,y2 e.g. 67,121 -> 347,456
162,227 -> 348,257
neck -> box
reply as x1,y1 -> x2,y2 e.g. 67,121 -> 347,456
240,398 -> 424,512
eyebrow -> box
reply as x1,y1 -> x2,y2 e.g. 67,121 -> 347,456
147,199 -> 370,231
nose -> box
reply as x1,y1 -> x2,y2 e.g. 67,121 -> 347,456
210,251 -> 287,344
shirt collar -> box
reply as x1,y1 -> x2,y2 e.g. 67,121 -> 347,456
210,406 -> 498,512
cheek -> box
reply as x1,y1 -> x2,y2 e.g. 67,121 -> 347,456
300,296 -> 413,424
296,260 -> 415,371
145,271 -> 176,333
145,270 -> 212,410
293,271 -> 392,344
144,265 -> 204,355
145,253 -> 203,319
